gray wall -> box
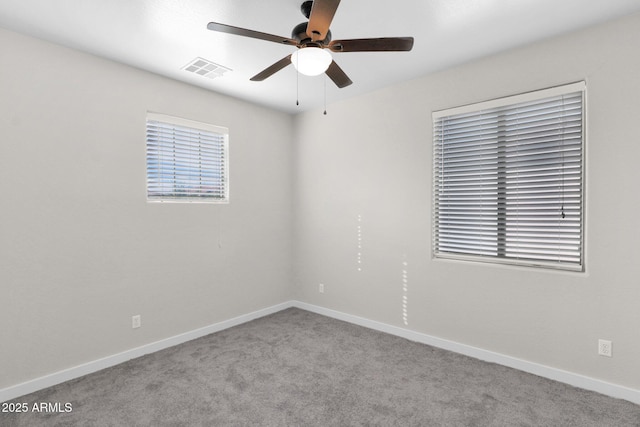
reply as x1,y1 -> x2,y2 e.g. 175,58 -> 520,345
293,12 -> 640,389
0,28 -> 293,389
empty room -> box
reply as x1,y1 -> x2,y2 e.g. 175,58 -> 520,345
1,0 -> 639,425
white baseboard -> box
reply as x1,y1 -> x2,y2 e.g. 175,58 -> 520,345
291,300 -> 640,405
0,301 -> 291,403
3,300 -> 639,406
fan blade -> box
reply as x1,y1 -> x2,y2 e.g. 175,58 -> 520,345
307,0 -> 341,42
329,37 -> 414,52
250,55 -> 293,81
207,22 -> 298,46
325,60 -> 352,88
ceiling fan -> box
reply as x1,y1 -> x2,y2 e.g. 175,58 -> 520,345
207,0 -> 414,88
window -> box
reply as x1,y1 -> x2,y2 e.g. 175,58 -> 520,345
146,112 -> 228,203
432,82 -> 585,271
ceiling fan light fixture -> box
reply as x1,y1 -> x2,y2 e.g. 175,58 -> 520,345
291,47 -> 332,76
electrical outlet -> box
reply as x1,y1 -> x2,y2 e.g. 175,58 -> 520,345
598,339 -> 612,357
319,283 -> 324,293
132,315 -> 141,329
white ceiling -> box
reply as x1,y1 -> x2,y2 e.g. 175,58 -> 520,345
1,0 -> 640,114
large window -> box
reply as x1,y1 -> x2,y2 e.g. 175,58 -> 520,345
432,82 -> 585,271
146,112 -> 228,203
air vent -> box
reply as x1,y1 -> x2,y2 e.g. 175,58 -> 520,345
183,57 -> 231,79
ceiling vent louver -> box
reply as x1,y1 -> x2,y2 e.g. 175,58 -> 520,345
183,57 -> 231,79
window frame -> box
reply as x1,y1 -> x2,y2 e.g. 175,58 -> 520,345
145,112 -> 229,204
432,82 -> 586,271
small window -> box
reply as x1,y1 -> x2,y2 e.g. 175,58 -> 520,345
146,112 -> 228,203
432,82 -> 585,271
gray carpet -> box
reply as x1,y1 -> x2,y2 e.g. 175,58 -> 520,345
3,308 -> 639,426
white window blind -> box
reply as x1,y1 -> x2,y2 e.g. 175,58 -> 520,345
146,112 -> 228,203
432,82 -> 585,271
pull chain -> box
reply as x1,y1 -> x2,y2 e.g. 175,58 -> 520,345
323,74 -> 327,115
561,95 -> 565,219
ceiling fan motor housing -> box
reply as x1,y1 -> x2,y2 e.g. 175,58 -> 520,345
292,22 -> 332,45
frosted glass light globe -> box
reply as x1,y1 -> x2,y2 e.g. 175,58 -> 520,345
291,47 -> 332,76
